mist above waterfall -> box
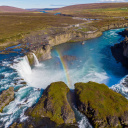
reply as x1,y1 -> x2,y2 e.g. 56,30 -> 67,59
12,28 -> 128,89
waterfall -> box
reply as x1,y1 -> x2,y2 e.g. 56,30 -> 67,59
111,75 -> 128,99
32,53 -> 40,66
13,56 -> 32,77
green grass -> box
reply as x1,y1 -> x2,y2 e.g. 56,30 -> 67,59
77,27 -> 89,32
54,3 -> 128,18
28,82 -> 75,125
75,81 -> 128,119
1,3 -> 128,50
0,13 -> 83,44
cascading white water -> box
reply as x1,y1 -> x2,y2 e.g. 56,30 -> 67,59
13,56 -> 32,78
72,106 -> 92,128
111,75 -> 128,99
32,53 -> 40,66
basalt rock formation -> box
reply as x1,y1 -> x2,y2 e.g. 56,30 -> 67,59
111,29 -> 128,68
0,87 -> 14,112
75,81 -> 128,128
27,44 -> 51,66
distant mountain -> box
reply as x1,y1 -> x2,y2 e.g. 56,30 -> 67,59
55,3 -> 128,12
0,6 -> 28,12
26,8 -> 58,12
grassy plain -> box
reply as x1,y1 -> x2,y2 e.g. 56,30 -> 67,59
1,3 -> 128,49
0,13 -> 83,44
55,3 -> 128,18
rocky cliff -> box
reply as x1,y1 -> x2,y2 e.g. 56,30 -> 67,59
111,28 -> 128,68
27,44 -> 51,66
100,23 -> 128,32
11,81 -> 128,128
26,22 -> 128,65
48,30 -> 102,46
25,29 -> 102,65
11,82 -> 77,128
75,81 -> 128,128
0,87 -> 14,112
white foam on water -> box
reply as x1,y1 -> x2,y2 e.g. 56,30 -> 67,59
72,106 -> 92,128
12,55 -> 109,89
0,86 -> 41,128
78,116 -> 92,128
12,56 -> 32,83
111,75 -> 128,99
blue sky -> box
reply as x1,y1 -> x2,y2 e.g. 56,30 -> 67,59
0,0 -> 127,9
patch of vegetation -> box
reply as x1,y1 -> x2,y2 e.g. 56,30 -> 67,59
0,13 -> 83,44
27,82 -> 75,125
55,3 -> 128,18
75,81 -> 128,121
77,27 -> 89,32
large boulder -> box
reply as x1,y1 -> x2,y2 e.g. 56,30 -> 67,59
75,81 -> 128,128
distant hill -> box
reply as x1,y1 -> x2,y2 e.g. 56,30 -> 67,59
54,3 -> 128,18
55,3 -> 128,12
0,6 -> 28,12
26,8 -> 58,12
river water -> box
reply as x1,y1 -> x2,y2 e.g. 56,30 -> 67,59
0,28 -> 128,127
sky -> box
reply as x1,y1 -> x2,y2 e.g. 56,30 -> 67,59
0,0 -> 127,9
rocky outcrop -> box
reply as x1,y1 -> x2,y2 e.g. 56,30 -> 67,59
122,36 -> 128,58
27,44 -> 51,66
0,87 -> 14,112
27,82 -> 76,124
27,22 -> 128,63
100,22 -> 128,32
75,81 -> 128,128
49,30 -> 102,46
118,28 -> 128,37
111,29 -> 128,68
11,82 -> 76,128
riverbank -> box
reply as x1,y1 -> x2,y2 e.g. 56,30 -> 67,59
0,25 -> 128,128
25,21 -> 128,65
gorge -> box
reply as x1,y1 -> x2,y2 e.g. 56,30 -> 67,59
0,27 -> 128,127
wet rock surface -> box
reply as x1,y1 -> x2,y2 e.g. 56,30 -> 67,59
111,29 -> 128,69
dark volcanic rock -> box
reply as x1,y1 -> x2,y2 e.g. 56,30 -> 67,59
111,36 -> 128,69
10,117 -> 78,128
11,82 -> 77,128
75,81 -> 128,128
118,28 -> 128,37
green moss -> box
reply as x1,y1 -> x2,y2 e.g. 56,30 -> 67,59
75,81 -> 128,120
28,82 -> 75,125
